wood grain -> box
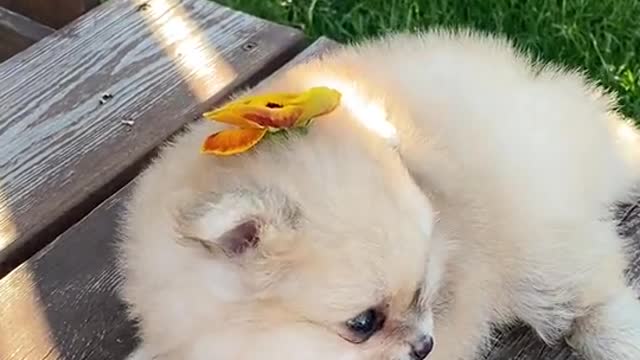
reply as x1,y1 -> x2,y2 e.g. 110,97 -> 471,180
254,36 -> 340,90
0,187 -> 138,360
0,36 -> 334,360
0,6 -> 53,62
0,0 -> 306,276
0,0 -> 101,29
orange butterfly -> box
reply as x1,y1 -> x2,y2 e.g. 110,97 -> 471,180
201,87 -> 341,155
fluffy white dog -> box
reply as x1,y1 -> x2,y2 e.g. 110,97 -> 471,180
118,29 -> 640,360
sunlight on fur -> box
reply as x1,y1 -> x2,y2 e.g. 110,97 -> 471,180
141,0 -> 236,100
318,77 -> 399,146
617,121 -> 640,142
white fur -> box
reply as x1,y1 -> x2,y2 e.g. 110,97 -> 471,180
118,29 -> 640,360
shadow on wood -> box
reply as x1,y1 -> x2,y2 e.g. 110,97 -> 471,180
0,6 -> 53,62
0,0 -> 100,29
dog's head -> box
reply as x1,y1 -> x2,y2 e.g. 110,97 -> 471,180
121,87 -> 444,360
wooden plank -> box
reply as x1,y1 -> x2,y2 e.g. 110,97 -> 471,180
0,0 -> 101,29
0,0 -> 306,277
0,36 -> 335,360
0,190 -> 138,360
0,6 -> 53,62
254,36 -> 339,89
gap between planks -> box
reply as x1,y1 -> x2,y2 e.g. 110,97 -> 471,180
0,6 -> 53,62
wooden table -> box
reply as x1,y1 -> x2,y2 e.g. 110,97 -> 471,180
0,1 -> 638,359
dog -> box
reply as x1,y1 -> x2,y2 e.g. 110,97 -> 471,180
117,29 -> 640,360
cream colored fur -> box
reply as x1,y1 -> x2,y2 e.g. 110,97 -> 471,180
118,29 -> 640,360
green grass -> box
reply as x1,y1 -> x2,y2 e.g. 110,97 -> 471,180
216,0 -> 640,121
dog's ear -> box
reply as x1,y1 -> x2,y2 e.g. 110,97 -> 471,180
176,191 -> 296,258
216,218 -> 261,256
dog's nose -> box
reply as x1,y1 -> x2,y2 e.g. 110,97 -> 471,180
409,334 -> 434,360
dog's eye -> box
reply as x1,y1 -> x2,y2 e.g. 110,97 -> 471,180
345,308 -> 385,343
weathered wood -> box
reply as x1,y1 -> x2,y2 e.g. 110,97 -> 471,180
0,0 -> 100,29
0,6 -> 53,61
0,0 -> 306,276
0,36 -> 334,360
254,36 -> 340,89
0,187 -> 138,360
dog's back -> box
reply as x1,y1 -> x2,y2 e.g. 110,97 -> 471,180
270,29 -> 640,358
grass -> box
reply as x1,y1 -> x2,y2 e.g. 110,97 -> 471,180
216,0 -> 640,121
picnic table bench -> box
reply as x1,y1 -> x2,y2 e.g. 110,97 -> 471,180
0,0 -> 638,359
